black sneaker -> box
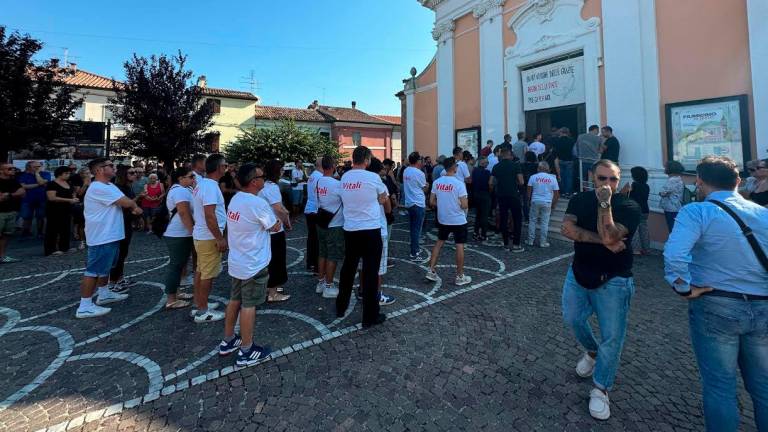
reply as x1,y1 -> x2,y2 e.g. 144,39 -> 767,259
219,335 -> 242,356
236,344 -> 270,367
362,313 -> 387,329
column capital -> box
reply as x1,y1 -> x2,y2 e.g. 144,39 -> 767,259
432,20 -> 455,43
473,0 -> 506,23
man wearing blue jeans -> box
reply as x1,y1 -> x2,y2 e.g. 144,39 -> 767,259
403,152 -> 428,261
664,156 -> 768,432
560,159 -> 641,420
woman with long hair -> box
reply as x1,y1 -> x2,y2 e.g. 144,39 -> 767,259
259,159 -> 291,302
162,167 -> 197,309
108,165 -> 140,293
44,166 -> 78,255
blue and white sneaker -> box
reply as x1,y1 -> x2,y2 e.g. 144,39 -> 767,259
219,335 -> 242,356
236,344 -> 271,367
379,293 -> 396,306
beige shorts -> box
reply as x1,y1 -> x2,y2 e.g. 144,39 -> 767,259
193,239 -> 222,280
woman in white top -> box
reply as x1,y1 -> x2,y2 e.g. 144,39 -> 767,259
259,160 -> 292,303
659,160 -> 685,232
162,167 -> 196,309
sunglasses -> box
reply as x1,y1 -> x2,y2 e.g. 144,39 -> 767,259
127,171 -> 136,175
253,175 -> 266,180
596,175 -> 619,182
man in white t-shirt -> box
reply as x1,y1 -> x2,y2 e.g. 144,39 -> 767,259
403,152 -> 428,261
191,154 -> 206,185
316,156 -> 344,299
425,157 -> 472,286
528,133 -> 546,157
337,146 -> 389,328
191,154 -> 228,323
453,147 -> 472,185
304,158 -> 323,274
291,160 -> 305,216
526,161 -> 560,247
219,164 -> 280,367
75,158 -> 143,319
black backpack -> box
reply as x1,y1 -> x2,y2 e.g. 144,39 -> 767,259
151,186 -> 178,238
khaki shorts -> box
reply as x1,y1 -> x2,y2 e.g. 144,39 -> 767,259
0,212 -> 17,236
193,239 -> 222,280
231,268 -> 268,308
318,226 -> 345,262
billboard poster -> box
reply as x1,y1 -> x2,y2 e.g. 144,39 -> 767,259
522,57 -> 585,111
455,127 -> 481,158
666,96 -> 750,171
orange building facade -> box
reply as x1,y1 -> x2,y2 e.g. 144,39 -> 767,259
400,0 -> 767,247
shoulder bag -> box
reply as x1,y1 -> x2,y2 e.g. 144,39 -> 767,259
315,178 -> 341,229
709,199 -> 768,272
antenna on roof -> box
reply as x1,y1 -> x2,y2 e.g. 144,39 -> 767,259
240,70 -> 261,95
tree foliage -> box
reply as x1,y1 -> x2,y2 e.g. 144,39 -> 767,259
108,52 -> 214,168
225,120 -> 345,164
0,27 -> 83,159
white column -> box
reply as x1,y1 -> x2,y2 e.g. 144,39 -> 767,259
602,0 -> 663,170
475,1 -> 506,144
434,20 -> 456,157
747,0 -> 768,160
405,88 -> 416,157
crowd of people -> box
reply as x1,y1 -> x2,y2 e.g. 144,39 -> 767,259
0,128 -> 766,430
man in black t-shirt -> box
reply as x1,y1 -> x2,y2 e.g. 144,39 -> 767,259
0,163 -> 26,263
555,127 -> 576,197
559,159 -> 641,421
491,147 -> 525,252
601,126 -> 620,163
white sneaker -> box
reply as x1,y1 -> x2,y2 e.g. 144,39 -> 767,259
315,280 -> 326,294
425,269 -> 440,282
576,352 -> 596,378
525,240 -> 535,247
540,242 -> 551,248
589,388 -> 610,420
322,283 -> 339,299
75,304 -> 111,319
95,290 -> 129,306
193,309 -> 225,323
189,302 -> 221,317
455,274 -> 472,286
181,273 -> 194,286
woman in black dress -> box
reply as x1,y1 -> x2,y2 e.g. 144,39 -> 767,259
750,159 -> 768,206
44,166 -> 79,256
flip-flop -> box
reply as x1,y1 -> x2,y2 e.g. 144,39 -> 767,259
165,300 -> 190,309
267,293 -> 291,303
177,292 -> 194,300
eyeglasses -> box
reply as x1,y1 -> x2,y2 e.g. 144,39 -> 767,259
596,175 -> 620,182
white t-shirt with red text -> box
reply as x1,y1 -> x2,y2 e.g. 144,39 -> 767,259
431,175 -> 468,226
316,176 -> 344,228
339,169 -> 388,232
258,181 -> 284,235
226,192 -> 276,280
528,172 -> 559,203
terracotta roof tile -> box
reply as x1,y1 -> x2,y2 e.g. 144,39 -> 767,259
317,106 -> 391,125
254,106 -> 329,122
200,86 -> 259,101
62,69 -> 122,90
373,115 -> 401,125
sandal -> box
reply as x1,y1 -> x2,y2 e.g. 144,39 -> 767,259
165,300 -> 191,309
177,292 -> 194,300
267,293 -> 291,303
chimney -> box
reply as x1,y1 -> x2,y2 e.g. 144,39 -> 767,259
351,101 -> 357,110
308,100 -> 319,109
69,62 -> 77,73
197,75 -> 207,89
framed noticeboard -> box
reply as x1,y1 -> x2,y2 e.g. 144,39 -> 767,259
455,126 -> 481,159
665,95 -> 751,172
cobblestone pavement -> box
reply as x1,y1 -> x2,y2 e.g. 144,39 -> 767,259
0,215 -> 757,431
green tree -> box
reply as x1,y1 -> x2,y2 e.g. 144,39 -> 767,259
108,52 -> 214,168
225,120 -> 345,164
0,27 -> 83,160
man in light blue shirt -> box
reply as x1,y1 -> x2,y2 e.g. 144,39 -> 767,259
663,156 -> 767,432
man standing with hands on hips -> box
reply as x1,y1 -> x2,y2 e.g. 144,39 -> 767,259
559,159 -> 641,420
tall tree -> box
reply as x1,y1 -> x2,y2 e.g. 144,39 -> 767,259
0,27 -> 83,160
109,52 -> 214,168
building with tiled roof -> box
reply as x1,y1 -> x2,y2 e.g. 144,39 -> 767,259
254,106 -> 329,123
373,115 -> 402,126
200,86 -> 259,101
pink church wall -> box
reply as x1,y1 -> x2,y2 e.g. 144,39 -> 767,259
453,13 -> 481,131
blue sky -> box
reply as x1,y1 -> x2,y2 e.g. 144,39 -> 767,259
3,0 -> 435,115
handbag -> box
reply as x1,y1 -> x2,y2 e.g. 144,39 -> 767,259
709,200 -> 768,272
315,179 -> 341,229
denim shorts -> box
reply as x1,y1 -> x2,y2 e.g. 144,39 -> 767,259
84,241 -> 120,277
20,200 -> 45,220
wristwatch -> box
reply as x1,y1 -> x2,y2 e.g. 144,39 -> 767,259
599,201 -> 611,209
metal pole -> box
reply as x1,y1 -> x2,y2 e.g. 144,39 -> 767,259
105,120 -> 112,158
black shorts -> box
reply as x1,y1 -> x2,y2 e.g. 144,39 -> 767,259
437,224 -> 467,244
